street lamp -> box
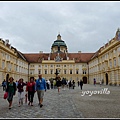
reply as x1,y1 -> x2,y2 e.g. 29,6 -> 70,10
55,69 -> 59,80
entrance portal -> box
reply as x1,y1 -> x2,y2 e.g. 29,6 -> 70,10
105,73 -> 108,85
83,77 -> 87,84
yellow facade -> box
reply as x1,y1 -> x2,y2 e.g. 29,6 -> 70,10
1,29 -> 120,86
29,61 -> 88,82
0,39 -> 28,84
89,28 -> 120,86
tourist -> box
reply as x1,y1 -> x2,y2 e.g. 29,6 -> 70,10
17,78 -> 26,107
26,77 -> 36,106
35,74 -> 46,108
6,77 -> 17,109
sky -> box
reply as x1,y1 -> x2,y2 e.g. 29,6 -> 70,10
0,1 -> 120,54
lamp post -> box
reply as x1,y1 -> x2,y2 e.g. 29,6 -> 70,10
54,69 -> 59,80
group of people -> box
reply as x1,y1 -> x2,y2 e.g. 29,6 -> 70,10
93,78 -> 103,87
4,74 -> 46,109
55,76 -> 84,93
3,74 -> 84,109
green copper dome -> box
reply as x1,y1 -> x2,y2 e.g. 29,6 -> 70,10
52,40 -> 67,47
52,34 -> 67,47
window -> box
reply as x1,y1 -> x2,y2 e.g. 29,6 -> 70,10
114,59 -> 116,67
38,70 -> 41,74
109,60 -> 112,68
30,65 -> 34,67
2,61 -> 5,69
45,70 -> 47,74
45,65 -> 47,67
56,65 -> 60,67
76,70 -> 79,74
70,65 -> 72,67
70,70 -> 72,74
58,69 -> 61,74
50,69 -> 53,74
82,64 -> 86,67
83,70 -> 86,74
64,70 -> 66,74
118,57 -> 120,66
30,70 -> 34,75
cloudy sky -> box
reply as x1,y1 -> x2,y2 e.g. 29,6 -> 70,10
0,1 -> 120,53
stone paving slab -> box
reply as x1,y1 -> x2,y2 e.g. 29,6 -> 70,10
0,84 -> 120,118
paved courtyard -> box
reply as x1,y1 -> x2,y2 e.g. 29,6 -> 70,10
0,84 -> 120,119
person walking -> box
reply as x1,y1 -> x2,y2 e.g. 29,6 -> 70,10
2,79 -> 7,91
61,78 -> 67,90
35,74 -> 46,108
77,80 -> 80,87
6,77 -> 17,109
99,80 -> 102,87
94,78 -> 96,86
68,80 -> 72,89
53,79 -> 56,89
56,76 -> 62,93
80,80 -> 83,90
72,80 -> 75,89
17,78 -> 26,107
26,77 -> 36,106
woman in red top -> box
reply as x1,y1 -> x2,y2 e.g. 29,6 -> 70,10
26,77 -> 36,106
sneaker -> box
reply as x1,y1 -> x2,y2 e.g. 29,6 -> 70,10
9,107 -> 11,109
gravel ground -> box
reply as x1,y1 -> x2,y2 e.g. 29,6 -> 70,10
72,84 -> 120,118
0,84 -> 120,118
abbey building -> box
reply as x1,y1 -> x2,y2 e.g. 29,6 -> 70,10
0,28 -> 120,86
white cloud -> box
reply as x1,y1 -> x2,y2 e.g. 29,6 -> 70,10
0,1 -> 120,53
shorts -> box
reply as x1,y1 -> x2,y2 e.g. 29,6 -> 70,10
37,90 -> 44,100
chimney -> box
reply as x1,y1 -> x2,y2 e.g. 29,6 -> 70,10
78,51 -> 81,53
39,51 -> 43,53
5,39 -> 9,45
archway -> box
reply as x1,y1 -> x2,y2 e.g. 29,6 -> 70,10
83,76 -> 87,84
105,73 -> 108,85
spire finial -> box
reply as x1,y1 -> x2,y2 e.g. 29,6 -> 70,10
57,32 -> 61,40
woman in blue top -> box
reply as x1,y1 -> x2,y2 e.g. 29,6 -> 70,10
35,74 -> 46,108
2,79 -> 7,91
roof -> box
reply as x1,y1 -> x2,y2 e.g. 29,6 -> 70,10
52,40 -> 67,47
23,52 -> 95,63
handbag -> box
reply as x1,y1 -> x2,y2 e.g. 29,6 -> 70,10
3,92 -> 8,99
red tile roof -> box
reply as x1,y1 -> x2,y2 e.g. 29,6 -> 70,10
23,52 -> 95,63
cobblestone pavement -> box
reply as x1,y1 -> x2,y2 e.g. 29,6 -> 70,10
0,84 -> 120,119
